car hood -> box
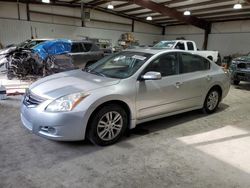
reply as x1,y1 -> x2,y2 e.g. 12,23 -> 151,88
30,69 -> 120,99
234,56 -> 250,62
0,47 -> 17,55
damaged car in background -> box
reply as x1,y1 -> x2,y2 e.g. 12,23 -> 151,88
1,39 -> 104,80
0,38 -> 52,70
230,53 -> 250,85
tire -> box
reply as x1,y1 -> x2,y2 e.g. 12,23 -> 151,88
87,104 -> 128,146
203,88 -> 221,114
232,80 -> 240,85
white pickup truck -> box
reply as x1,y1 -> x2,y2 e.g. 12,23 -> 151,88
154,40 -> 221,64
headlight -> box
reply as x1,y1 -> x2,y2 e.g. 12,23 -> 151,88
231,60 -> 237,66
45,92 -> 89,112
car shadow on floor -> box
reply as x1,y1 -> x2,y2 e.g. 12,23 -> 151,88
234,82 -> 250,91
126,103 -> 230,139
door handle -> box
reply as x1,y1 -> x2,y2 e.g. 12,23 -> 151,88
175,82 -> 183,88
206,75 -> 212,81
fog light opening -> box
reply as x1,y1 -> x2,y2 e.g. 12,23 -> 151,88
40,126 -> 56,134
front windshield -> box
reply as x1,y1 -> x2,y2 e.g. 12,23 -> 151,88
17,40 -> 31,48
86,51 -> 152,79
153,41 -> 175,49
18,40 -> 45,49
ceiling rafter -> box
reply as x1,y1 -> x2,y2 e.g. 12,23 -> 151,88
195,8 -> 250,17
150,4 -> 250,20
116,0 -> 188,13
114,2 -> 132,8
0,0 -> 162,26
129,0 -> 236,18
129,0 -> 210,30
171,0 -> 237,10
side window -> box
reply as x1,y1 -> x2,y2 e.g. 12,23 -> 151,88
180,53 -> 210,74
91,43 -> 100,51
71,43 -> 85,53
84,43 -> 92,52
144,53 -> 178,77
175,42 -> 185,50
187,42 -> 194,50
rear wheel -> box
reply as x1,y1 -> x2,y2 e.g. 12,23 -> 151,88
87,104 -> 128,146
203,88 -> 221,114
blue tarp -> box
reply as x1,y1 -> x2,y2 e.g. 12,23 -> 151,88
33,39 -> 72,60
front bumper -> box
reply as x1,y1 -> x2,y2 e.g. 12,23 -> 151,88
20,99 -> 88,141
230,68 -> 250,82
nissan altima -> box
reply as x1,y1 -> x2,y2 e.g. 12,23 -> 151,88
21,49 -> 230,146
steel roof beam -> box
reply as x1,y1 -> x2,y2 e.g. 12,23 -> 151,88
129,0 -> 210,30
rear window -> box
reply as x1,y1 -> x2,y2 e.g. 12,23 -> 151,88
84,43 -> 92,52
187,42 -> 194,50
180,53 -> 210,73
71,43 -> 85,53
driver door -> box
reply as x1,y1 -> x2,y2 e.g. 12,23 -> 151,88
136,52 -> 184,120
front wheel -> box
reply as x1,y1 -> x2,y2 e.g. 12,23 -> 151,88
87,104 -> 128,146
203,88 -> 221,114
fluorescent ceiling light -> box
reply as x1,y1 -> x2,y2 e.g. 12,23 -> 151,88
184,10 -> 191,16
107,4 -> 114,10
233,3 -> 242,9
42,0 -> 50,3
146,16 -> 152,21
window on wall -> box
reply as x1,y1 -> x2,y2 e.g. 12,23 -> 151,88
144,53 -> 178,77
180,53 -> 210,74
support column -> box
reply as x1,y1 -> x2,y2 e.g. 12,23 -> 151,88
203,23 -> 211,50
131,19 -> 134,32
81,1 -> 85,27
26,2 -> 30,21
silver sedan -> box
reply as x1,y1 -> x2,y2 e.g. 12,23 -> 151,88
21,49 -> 230,146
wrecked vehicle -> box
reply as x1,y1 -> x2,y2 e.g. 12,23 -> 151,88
4,39 -> 104,80
6,39 -> 74,79
0,39 -> 52,69
229,53 -> 250,85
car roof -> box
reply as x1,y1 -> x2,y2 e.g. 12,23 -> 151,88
71,40 -> 93,43
125,48 -> 185,55
31,38 -> 54,41
159,40 -> 193,43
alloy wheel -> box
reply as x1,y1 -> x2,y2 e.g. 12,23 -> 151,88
207,91 -> 219,111
97,111 -> 123,141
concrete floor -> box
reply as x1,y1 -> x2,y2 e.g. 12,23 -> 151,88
1,83 -> 250,188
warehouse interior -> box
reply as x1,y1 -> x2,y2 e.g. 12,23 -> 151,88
1,0 -> 250,187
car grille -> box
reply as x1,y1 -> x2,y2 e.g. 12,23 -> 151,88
23,90 -> 46,107
237,63 -> 247,69
237,62 -> 250,69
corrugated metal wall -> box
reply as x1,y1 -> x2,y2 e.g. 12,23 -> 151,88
164,21 -> 250,57
0,2 -> 163,46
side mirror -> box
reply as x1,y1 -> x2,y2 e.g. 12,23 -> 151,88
141,71 -> 162,80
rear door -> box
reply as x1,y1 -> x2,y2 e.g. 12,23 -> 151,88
178,52 -> 212,107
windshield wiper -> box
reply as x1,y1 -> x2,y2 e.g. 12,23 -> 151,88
83,67 -> 106,77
